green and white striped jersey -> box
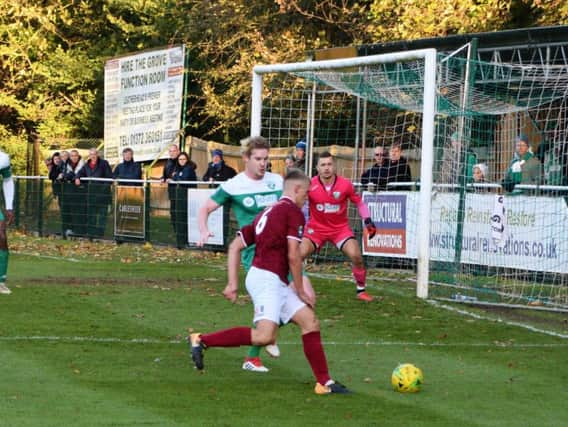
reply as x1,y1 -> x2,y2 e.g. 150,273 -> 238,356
211,171 -> 283,227
0,152 -> 11,180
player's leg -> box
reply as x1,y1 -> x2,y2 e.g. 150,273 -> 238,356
300,235 -> 318,259
287,300 -> 351,394
339,237 -> 374,301
190,267 -> 282,371
0,214 -> 10,295
239,245 -> 276,371
189,319 -> 278,370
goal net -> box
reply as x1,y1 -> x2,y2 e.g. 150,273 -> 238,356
251,48 -> 568,311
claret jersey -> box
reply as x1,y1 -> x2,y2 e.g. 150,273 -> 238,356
238,197 -> 305,284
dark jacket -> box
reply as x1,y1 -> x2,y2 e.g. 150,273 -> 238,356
162,158 -> 178,199
385,157 -> 412,191
361,161 -> 389,190
62,159 -> 85,182
49,163 -> 63,197
171,164 -> 197,189
202,161 -> 237,183
76,158 -> 113,204
113,160 -> 142,185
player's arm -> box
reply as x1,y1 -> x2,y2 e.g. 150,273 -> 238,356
2,175 -> 14,225
288,239 -> 314,307
349,184 -> 377,239
197,198 -> 221,246
224,234 -> 245,303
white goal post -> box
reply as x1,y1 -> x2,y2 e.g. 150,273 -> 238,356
250,49 -> 438,299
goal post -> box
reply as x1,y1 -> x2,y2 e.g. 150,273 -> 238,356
250,49 -> 438,299
249,47 -> 568,310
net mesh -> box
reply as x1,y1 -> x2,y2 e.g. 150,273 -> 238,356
259,51 -> 568,310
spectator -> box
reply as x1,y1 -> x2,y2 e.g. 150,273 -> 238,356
48,152 -> 62,199
361,146 -> 388,190
294,140 -> 306,171
472,163 -> 491,193
284,154 -> 296,173
502,134 -> 542,193
60,150 -> 86,237
202,149 -> 237,183
385,142 -> 412,191
60,150 -> 70,165
439,131 -> 477,186
113,147 -> 142,185
75,148 -> 113,238
170,152 -> 197,248
161,144 -> 180,233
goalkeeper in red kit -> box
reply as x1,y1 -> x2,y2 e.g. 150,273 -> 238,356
301,151 -> 377,301
188,169 -> 351,395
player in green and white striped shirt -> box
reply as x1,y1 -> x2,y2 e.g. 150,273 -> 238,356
0,150 -> 15,295
197,136 -> 283,372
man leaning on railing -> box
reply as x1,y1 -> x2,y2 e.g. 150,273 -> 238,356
74,148 -> 113,239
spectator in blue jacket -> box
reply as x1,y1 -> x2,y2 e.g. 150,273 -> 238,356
113,147 -> 142,185
75,148 -> 113,238
170,152 -> 197,248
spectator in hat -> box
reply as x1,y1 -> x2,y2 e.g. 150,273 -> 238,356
202,149 -> 237,183
294,140 -> 307,171
502,134 -> 542,193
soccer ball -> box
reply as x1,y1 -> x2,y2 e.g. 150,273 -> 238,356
391,363 -> 424,393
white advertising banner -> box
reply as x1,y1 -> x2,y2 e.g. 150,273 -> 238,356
104,45 -> 185,164
187,189 -> 224,246
364,191 -> 568,274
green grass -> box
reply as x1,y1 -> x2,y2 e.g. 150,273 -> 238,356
1,236 -> 567,426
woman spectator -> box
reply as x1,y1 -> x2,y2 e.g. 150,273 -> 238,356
170,152 -> 197,248
60,150 -> 86,237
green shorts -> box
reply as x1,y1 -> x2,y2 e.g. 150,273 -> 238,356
0,210 -> 5,222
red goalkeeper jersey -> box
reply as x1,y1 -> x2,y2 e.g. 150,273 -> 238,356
307,175 -> 362,231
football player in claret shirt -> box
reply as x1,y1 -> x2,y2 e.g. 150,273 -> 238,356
189,169 -> 351,395
197,136 -> 314,373
301,151 -> 377,301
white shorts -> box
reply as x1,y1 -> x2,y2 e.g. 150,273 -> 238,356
245,266 -> 306,325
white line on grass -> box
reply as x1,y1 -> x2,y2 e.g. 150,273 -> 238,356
13,251 -> 82,262
427,300 -> 568,339
311,272 -> 568,339
0,335 -> 566,347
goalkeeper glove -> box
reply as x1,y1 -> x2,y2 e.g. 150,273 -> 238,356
364,218 -> 377,239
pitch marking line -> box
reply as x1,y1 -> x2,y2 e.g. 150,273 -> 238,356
428,300 -> 568,339
0,335 -> 566,347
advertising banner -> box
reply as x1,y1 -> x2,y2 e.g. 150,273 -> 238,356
363,192 -> 567,274
104,45 -> 185,164
114,186 -> 145,238
187,189 -> 224,246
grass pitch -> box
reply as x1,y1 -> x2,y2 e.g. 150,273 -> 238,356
1,235 -> 567,426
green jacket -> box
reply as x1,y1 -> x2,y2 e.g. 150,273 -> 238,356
503,151 -> 542,192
